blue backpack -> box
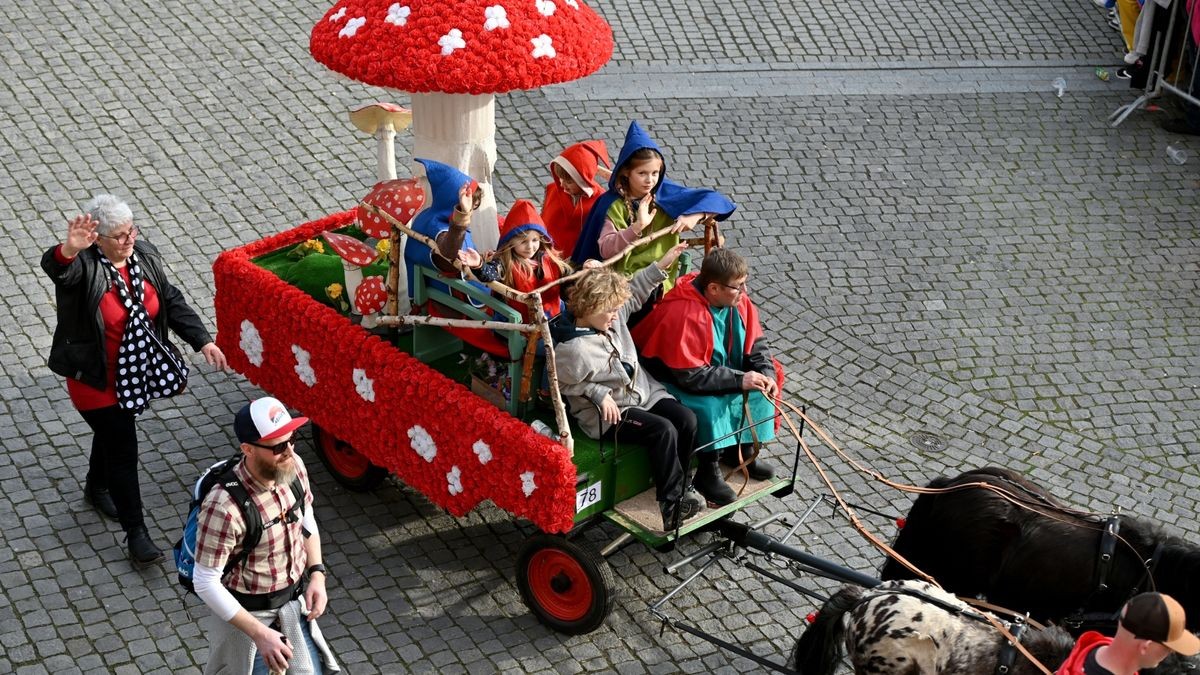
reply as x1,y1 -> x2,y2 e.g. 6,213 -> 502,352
174,454 -> 304,592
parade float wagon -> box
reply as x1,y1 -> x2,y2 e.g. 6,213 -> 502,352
212,205 -> 804,635
208,0 -> 884,655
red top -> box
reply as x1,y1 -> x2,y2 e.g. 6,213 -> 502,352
59,246 -> 161,410
1054,631 -> 1115,675
505,255 -> 564,321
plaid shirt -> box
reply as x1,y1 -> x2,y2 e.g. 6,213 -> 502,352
194,453 -> 314,595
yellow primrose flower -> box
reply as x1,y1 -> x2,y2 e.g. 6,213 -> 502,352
375,239 -> 391,257
326,283 -> 343,299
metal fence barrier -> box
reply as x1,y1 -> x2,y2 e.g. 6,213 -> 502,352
1110,0 -> 1200,127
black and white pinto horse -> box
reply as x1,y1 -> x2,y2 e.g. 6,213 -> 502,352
793,580 -> 1075,675
879,467 -> 1200,633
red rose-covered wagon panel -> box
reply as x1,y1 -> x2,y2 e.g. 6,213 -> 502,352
213,212 -> 577,532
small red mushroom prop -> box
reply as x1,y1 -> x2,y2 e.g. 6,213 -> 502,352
355,275 -> 388,327
324,231 -> 378,316
349,102 -> 413,181
311,0 -> 614,253
358,177 -> 426,314
358,177 -> 425,238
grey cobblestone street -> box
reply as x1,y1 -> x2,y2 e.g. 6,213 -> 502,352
1,0 -> 1197,673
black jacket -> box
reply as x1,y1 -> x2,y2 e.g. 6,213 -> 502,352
40,240 -> 212,391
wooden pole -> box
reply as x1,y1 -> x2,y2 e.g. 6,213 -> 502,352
376,314 -> 539,333
527,292 -> 573,453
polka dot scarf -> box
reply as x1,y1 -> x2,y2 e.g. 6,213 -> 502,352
100,254 -> 188,415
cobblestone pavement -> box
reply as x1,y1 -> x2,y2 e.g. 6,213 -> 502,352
1,0 -> 1197,673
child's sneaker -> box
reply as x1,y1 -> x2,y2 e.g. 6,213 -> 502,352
660,497 -> 702,531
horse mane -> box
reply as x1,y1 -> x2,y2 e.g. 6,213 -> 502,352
1021,625 -> 1076,675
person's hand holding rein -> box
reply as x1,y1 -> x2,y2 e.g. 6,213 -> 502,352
62,214 -> 98,257
741,371 -> 777,399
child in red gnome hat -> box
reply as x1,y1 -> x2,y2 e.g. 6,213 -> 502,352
467,200 -> 575,323
541,141 -> 610,258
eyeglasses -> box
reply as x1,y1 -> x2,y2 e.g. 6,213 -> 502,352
97,226 -> 139,244
249,438 -> 294,455
719,281 -> 748,293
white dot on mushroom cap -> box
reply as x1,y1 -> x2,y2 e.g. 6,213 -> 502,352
439,28 -> 466,55
386,3 -> 411,26
330,7 -> 347,21
536,0 -> 555,17
339,16 -> 366,38
531,34 -> 556,59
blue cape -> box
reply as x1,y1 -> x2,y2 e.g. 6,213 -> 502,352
570,121 -> 736,264
405,158 -> 482,301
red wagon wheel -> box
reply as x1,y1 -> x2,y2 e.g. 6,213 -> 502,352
516,534 -> 614,635
310,424 -> 387,491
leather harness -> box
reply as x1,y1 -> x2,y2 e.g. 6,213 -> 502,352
1062,515 -> 1165,630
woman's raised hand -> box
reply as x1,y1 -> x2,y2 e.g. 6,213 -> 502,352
63,214 -> 98,257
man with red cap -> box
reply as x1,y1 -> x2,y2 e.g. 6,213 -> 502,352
194,397 -> 340,674
1056,592 -> 1200,674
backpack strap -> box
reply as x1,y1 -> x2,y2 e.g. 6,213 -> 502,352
217,471 -> 260,583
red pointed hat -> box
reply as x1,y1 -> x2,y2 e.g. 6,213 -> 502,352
550,140 -> 610,197
498,200 -> 550,248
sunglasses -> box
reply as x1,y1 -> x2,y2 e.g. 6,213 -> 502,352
249,438 -> 294,455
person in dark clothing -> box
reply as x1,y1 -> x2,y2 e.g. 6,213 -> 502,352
40,194 -> 226,566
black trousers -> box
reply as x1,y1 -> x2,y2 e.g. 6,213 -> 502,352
604,398 -> 697,503
79,405 -> 144,532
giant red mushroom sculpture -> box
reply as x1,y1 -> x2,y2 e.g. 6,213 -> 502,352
310,0 -> 613,253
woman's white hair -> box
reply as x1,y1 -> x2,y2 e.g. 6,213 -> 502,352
84,194 -> 134,236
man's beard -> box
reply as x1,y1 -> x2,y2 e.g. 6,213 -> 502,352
254,452 -> 298,485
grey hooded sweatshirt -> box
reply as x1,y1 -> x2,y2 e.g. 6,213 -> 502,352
551,264 -> 675,439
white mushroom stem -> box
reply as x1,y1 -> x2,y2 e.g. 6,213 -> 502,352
375,123 -> 398,181
342,262 -> 364,314
410,92 -> 500,253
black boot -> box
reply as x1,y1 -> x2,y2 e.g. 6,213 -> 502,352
84,480 -> 119,521
692,452 -> 737,506
720,445 -> 777,481
126,526 -> 164,568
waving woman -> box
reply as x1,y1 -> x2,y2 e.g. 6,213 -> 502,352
40,194 -> 226,567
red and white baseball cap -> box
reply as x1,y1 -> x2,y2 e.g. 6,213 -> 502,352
234,397 -> 309,444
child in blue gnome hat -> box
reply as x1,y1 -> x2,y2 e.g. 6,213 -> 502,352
571,121 -> 737,300
404,158 -> 487,302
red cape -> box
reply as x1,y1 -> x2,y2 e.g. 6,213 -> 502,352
541,141 -> 609,257
1054,632 -> 1112,675
631,272 -> 763,369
